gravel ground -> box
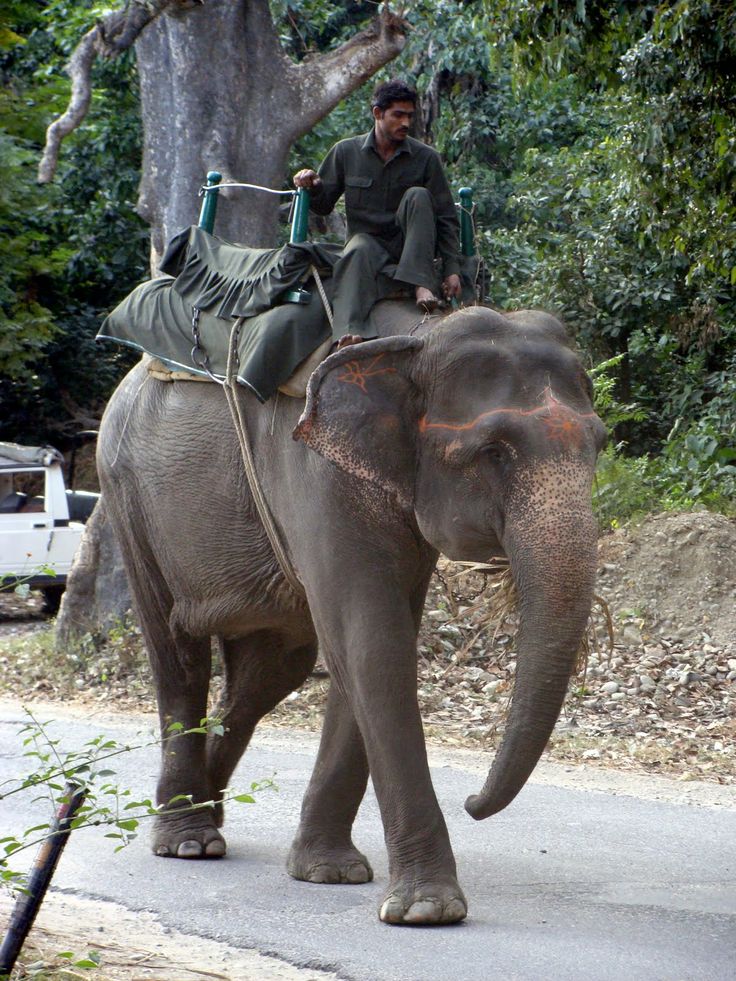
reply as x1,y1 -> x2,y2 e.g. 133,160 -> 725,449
1,512 -> 734,784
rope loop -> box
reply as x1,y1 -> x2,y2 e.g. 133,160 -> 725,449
198,181 -> 296,198
223,320 -> 305,598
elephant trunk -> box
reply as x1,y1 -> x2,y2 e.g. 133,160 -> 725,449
465,466 -> 598,820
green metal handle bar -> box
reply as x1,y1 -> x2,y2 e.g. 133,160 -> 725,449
458,187 -> 475,257
198,174 -> 304,239
290,187 -> 311,243
197,174 -> 312,303
284,187 -> 312,303
198,171 -> 222,234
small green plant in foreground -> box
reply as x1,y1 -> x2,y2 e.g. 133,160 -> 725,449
0,567 -> 58,601
0,709 -> 275,895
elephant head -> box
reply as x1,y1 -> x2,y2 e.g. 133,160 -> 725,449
294,307 -> 607,819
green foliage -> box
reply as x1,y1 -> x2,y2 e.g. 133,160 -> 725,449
271,0 -> 373,59
590,354 -> 646,430
0,134 -> 63,380
1,564 -> 58,599
0,1 -> 147,447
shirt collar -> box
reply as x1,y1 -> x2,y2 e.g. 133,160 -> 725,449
361,128 -> 413,157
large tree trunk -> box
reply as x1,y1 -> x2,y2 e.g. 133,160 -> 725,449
56,500 -> 132,649
136,0 -> 406,258
57,0 -> 405,650
136,1 -> 294,256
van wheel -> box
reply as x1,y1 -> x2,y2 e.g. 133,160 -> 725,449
41,586 -> 64,616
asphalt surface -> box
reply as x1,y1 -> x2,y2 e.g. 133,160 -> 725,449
1,705 -> 734,981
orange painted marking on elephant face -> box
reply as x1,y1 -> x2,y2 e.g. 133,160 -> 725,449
419,387 -> 596,450
337,354 -> 397,393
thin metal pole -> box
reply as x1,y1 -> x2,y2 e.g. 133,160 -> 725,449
458,187 -> 475,256
0,783 -> 87,977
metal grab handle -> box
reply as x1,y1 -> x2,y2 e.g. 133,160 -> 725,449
198,171 -> 222,233
290,187 -> 311,244
458,186 -> 475,257
197,174 -> 304,238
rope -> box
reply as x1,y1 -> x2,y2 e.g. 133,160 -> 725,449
310,264 -> 334,328
222,319 -> 305,598
199,182 -> 296,198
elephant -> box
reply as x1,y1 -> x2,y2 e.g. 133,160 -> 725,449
97,300 -> 607,926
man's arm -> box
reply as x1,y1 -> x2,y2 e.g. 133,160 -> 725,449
425,152 -> 461,282
293,142 -> 344,216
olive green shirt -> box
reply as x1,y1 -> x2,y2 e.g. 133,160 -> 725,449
309,130 -> 461,277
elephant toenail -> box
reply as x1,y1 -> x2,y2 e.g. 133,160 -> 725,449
176,840 -> 204,858
379,897 -> 405,923
405,900 -> 442,924
309,864 -> 338,883
155,844 -> 172,857
443,898 -> 468,922
346,864 -> 370,884
205,839 -> 226,857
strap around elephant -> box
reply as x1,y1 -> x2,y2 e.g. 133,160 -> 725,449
222,319 -> 306,598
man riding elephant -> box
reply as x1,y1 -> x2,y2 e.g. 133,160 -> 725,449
293,79 -> 462,345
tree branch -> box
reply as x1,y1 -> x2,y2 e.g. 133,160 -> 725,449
38,0 -> 193,183
38,25 -> 99,184
289,5 -> 409,140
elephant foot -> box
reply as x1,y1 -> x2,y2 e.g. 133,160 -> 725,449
286,836 -> 373,884
379,875 -> 467,926
152,809 -> 226,859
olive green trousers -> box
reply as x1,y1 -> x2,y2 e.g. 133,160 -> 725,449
330,186 -> 440,338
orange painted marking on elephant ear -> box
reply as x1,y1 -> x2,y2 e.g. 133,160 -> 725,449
337,353 -> 397,394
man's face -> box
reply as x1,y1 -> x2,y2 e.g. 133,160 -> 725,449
373,101 -> 415,144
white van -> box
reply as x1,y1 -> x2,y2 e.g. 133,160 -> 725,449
0,442 -> 99,611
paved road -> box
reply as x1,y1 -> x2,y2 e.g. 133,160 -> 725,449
1,705 -> 734,981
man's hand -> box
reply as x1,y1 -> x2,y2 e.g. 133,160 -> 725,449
443,273 -> 462,300
293,169 -> 322,190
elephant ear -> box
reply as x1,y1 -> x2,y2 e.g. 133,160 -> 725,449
293,336 -> 424,509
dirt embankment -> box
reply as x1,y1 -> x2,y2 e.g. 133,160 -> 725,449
597,511 -> 736,647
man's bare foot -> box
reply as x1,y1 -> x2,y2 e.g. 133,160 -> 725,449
415,286 -> 439,312
336,334 -> 364,350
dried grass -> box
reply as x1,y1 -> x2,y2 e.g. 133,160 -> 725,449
446,559 -> 615,679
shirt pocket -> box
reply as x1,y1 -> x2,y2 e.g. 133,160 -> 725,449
345,175 -> 373,210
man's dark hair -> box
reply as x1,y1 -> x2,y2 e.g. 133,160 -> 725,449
371,79 -> 417,112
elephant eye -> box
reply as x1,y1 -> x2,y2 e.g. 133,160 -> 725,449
483,440 -> 516,465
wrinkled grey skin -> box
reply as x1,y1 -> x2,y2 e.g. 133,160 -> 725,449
97,302 -> 606,926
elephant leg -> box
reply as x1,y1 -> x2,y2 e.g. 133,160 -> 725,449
287,681 -> 373,885
308,571 -> 466,926
150,631 -> 224,859
206,632 -> 317,826
287,562 -> 433,887
108,518 -> 223,860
